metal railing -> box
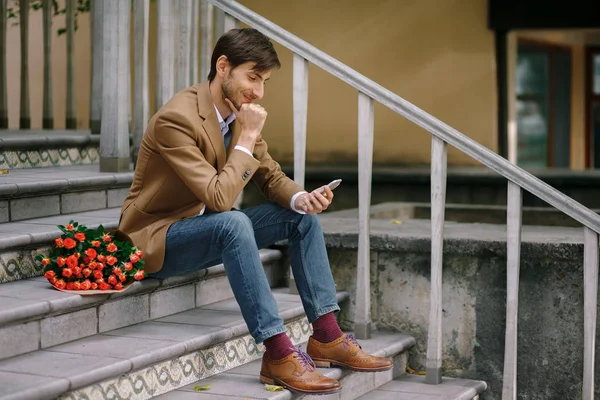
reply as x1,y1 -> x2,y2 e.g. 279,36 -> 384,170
206,0 -> 599,398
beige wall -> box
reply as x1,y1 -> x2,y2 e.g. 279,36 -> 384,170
5,0 -> 91,130
5,0 -> 498,166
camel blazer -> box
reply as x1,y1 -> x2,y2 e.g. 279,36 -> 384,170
118,82 -> 303,273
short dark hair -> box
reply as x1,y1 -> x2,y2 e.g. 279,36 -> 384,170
207,28 -> 281,81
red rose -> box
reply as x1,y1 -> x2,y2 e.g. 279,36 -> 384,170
64,238 -> 77,250
96,263 -> 105,271
65,224 -> 74,231
112,267 -> 122,275
66,255 -> 78,269
102,234 -> 112,242
54,279 -> 66,290
134,270 -> 145,281
92,240 -> 101,248
74,232 -> 86,242
123,262 -> 133,271
80,280 -> 91,290
98,282 -> 111,290
62,268 -> 73,278
49,276 -> 57,284
72,281 -> 81,290
107,275 -> 117,286
106,256 -> 118,266
56,256 -> 66,267
82,268 -> 92,278
96,278 -> 105,285
90,282 -> 98,290
41,258 -> 51,266
114,282 -> 123,290
85,248 -> 97,260
55,238 -> 64,248
65,282 -> 75,290
130,254 -> 140,264
72,267 -> 82,276
93,270 -> 103,280
107,243 -> 118,253
44,270 -> 56,279
97,254 -> 106,263
118,273 -> 127,283
135,250 -> 143,257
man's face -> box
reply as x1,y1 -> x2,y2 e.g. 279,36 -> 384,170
221,62 -> 271,110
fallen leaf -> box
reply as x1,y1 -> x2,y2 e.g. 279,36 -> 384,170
194,384 -> 211,391
406,364 -> 426,375
265,384 -> 284,392
399,281 -> 408,287
0,170 -> 8,174
391,220 -> 402,225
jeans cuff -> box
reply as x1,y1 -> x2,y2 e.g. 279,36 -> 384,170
308,304 -> 341,324
254,326 -> 289,344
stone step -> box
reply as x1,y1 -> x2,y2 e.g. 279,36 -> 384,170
154,331 -> 415,400
0,207 -> 122,283
0,289 -> 349,400
356,375 -> 487,400
0,246 -> 285,360
0,165 -> 133,222
0,130 -> 100,169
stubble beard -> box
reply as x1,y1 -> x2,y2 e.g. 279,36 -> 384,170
221,75 -> 241,111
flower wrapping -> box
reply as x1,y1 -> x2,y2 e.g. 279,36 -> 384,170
37,220 -> 146,294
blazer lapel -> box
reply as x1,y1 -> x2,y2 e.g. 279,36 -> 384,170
196,82 -> 226,172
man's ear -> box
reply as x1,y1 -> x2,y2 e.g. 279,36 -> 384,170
216,55 -> 230,78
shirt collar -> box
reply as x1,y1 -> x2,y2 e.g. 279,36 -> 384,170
213,104 -> 236,136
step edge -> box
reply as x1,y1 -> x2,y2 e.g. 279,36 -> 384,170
0,249 -> 284,327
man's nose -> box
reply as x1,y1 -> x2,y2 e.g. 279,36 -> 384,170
252,84 -> 264,100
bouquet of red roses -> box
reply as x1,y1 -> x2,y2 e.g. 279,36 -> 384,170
36,220 -> 146,293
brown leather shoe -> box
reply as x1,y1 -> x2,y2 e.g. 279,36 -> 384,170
259,348 -> 341,394
307,333 -> 393,372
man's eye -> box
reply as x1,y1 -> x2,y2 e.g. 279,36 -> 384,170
249,76 -> 257,81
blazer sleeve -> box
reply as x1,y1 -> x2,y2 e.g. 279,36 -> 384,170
153,110 -> 261,212
251,135 -> 305,209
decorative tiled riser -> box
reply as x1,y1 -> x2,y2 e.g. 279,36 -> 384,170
0,147 -> 99,169
0,248 -> 48,284
1,188 -> 129,223
59,317 -> 311,400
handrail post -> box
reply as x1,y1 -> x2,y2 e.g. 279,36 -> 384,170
583,227 -> 598,400
288,53 -> 309,295
356,92 -> 374,340
65,0 -> 76,129
0,0 -> 7,128
19,0 -> 30,129
426,136 -> 447,384
42,0 -> 53,129
90,0 -> 104,133
133,0 -> 150,162
502,181 -> 522,400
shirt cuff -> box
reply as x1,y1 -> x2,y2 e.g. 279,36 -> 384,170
290,191 -> 308,214
234,145 -> 254,158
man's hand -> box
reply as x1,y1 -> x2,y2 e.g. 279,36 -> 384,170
225,98 -> 267,151
294,186 -> 334,214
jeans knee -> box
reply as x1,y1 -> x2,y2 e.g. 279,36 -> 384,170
221,211 -> 254,244
299,213 -> 321,234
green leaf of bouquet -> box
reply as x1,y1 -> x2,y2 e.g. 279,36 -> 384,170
58,225 -> 65,230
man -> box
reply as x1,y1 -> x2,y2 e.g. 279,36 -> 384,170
119,28 -> 391,395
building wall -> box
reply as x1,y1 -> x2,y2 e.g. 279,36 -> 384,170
4,0 -> 498,166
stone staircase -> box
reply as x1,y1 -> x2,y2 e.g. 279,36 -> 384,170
0,137 -> 487,399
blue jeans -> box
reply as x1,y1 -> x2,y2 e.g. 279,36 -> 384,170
151,203 -> 340,344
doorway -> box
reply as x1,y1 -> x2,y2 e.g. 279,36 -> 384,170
586,47 -> 600,168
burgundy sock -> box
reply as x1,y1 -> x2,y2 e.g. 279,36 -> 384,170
264,332 -> 295,360
311,312 -> 344,343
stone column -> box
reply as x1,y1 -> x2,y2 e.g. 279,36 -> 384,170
19,0 -> 30,129
65,0 -> 76,129
133,0 -> 150,162
200,0 -> 213,82
90,0 -> 103,133
0,0 -> 7,128
189,0 -> 199,84
176,0 -> 192,92
42,0 -> 53,129
156,0 -> 175,111
100,0 -> 131,172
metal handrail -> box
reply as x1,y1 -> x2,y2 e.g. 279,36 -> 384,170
207,0 -> 600,233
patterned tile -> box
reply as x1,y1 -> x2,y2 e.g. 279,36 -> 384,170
59,317 -> 312,400
0,248 -> 48,283
0,147 -> 99,169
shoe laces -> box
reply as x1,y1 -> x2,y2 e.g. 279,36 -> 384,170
343,333 -> 362,350
292,347 -> 316,371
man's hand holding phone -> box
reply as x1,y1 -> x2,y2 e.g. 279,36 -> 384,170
294,179 -> 341,214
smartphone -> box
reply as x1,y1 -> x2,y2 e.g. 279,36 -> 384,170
316,179 -> 342,193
